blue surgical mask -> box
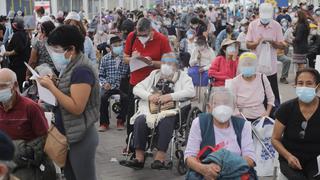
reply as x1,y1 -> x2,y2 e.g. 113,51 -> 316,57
0,88 -> 12,103
240,67 -> 256,77
112,46 -> 123,56
296,87 -> 316,103
226,45 -> 236,55
260,18 -> 271,25
51,51 -> 69,72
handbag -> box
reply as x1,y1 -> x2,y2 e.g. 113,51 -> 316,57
149,92 -> 176,114
257,42 -> 272,75
44,124 -> 68,168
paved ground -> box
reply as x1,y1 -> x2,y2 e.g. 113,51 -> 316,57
95,65 -> 297,180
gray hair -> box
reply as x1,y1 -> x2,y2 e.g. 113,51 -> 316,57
208,87 -> 235,108
0,68 -> 17,85
137,18 -> 151,32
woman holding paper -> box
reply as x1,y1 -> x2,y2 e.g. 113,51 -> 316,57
272,68 -> 320,180
37,25 -> 99,180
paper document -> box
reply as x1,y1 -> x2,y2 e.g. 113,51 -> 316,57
129,57 -> 149,72
24,62 -> 57,106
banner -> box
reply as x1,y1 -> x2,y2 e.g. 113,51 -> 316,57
260,0 -> 289,7
34,1 -> 50,15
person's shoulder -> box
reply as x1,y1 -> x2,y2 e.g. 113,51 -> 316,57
126,31 -> 135,40
20,95 -> 40,108
280,98 -> 298,109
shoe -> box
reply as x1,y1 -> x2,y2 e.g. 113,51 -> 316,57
280,78 -> 289,84
151,160 -> 166,170
98,124 -> 109,132
117,120 -> 125,130
122,159 -> 144,170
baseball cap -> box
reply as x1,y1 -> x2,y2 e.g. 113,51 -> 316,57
259,3 -> 274,19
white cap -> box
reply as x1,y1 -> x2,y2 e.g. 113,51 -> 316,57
240,18 -> 249,25
65,11 -> 80,22
38,16 -> 52,23
259,3 -> 274,19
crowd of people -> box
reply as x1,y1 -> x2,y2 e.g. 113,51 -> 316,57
0,1 -> 320,180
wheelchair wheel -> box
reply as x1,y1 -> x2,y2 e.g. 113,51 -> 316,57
185,107 -> 202,145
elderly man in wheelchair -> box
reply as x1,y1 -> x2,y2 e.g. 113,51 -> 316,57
123,52 -> 195,170
185,88 -> 257,180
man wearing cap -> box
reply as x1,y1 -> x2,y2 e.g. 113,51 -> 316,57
246,3 -> 286,113
215,21 -> 239,52
99,36 -> 129,131
123,17 -> 171,146
0,130 -> 19,180
123,52 -> 194,170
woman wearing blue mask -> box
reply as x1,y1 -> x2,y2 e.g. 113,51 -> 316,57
231,52 -> 275,121
38,25 -> 100,180
272,68 -> 320,180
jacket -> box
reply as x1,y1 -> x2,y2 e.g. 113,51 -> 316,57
133,69 -> 195,115
293,23 -> 309,54
57,53 -> 100,143
186,149 -> 250,180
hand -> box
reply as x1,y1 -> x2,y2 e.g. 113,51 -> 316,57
261,111 -> 270,118
200,163 -> 221,180
149,94 -> 160,104
199,67 -> 205,73
104,83 -> 111,90
287,154 -> 302,170
132,51 -> 141,58
38,76 -> 55,90
158,94 -> 173,104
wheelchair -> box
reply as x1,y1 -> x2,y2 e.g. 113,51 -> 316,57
121,97 -> 192,175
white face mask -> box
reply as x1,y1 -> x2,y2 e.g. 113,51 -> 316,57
240,26 -> 246,32
0,175 -> 4,180
212,105 -> 233,123
138,36 -> 150,45
160,64 -> 174,77
311,30 -> 317,35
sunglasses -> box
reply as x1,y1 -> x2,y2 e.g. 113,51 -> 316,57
299,121 -> 308,139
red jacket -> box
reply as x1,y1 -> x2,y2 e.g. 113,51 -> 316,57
208,55 -> 239,87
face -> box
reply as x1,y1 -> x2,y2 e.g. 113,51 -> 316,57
296,72 -> 318,89
190,23 -> 198,29
226,25 -> 233,33
208,94 -> 234,112
48,45 -> 74,60
64,19 -> 78,26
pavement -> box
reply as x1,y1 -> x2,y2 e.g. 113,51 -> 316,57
94,64 -> 297,180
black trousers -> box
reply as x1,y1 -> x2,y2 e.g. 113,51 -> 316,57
280,158 -> 320,180
11,66 -> 26,91
126,84 -> 135,140
267,73 -> 280,108
100,89 -> 128,125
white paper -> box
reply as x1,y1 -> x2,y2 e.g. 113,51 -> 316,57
24,62 -> 57,106
315,55 -> 320,74
129,57 -> 149,72
315,155 -> 320,177
44,112 -> 53,127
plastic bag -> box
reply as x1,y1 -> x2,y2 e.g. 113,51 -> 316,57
252,116 -> 277,176
257,42 -> 272,75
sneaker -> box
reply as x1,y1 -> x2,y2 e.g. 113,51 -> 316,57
117,120 -> 125,130
151,160 -> 166,170
121,159 -> 144,170
280,78 -> 289,84
98,124 -> 109,132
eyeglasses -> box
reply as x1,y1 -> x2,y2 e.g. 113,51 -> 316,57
299,121 -> 308,139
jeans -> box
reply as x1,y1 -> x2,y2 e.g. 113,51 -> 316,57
99,89 -> 128,125
277,55 -> 291,79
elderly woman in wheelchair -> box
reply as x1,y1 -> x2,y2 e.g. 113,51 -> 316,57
184,88 -> 256,180
124,52 -> 195,170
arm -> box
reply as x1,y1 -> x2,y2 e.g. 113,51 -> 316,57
170,73 -> 196,101
241,121 -> 256,167
245,23 -> 260,50
208,57 -> 230,80
26,48 -> 39,78
133,71 -> 155,100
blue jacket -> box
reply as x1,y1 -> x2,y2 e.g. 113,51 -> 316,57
215,29 -> 239,51
186,149 -> 250,180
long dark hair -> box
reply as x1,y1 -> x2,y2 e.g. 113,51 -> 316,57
296,11 -> 310,33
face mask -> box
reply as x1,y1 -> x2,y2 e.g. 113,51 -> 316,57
260,18 -> 271,25
240,66 -> 256,77
240,26 -> 246,32
138,36 -> 149,45
0,88 -> 12,103
98,30 -> 104,35
198,46 -> 206,51
316,11 -> 320,16
112,46 -> 123,56
187,32 -> 194,39
51,51 -> 69,72
296,87 -> 316,103
191,24 -> 198,29
281,22 -> 288,27
0,175 -> 4,180
160,64 -> 174,77
212,105 -> 233,123
164,19 -> 172,26
226,45 -> 236,55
